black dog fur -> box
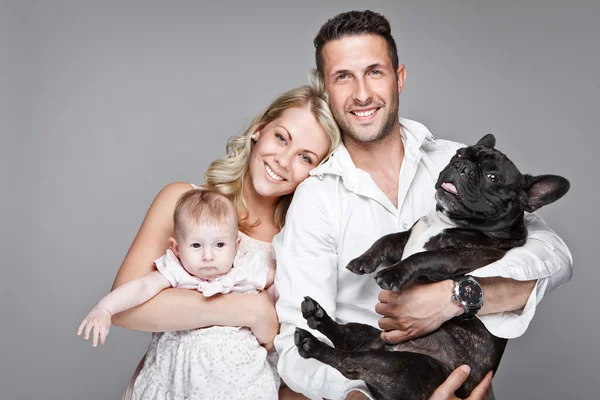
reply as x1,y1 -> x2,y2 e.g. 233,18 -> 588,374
294,134 -> 569,400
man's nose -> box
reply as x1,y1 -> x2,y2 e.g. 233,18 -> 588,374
352,78 -> 373,104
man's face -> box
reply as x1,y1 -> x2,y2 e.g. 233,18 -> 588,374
321,34 -> 405,143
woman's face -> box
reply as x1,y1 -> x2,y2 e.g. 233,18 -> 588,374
248,106 -> 330,199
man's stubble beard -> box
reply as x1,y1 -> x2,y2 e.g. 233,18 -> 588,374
334,94 -> 400,144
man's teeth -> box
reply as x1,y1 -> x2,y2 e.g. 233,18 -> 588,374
353,109 -> 376,117
265,164 -> 284,181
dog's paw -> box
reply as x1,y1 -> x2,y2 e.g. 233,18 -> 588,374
346,254 -> 381,275
301,297 -> 327,329
294,328 -> 321,358
374,268 -> 407,292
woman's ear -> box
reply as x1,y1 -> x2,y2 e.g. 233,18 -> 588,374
168,237 -> 179,257
251,130 -> 261,141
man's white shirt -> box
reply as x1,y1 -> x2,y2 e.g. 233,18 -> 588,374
273,118 -> 573,400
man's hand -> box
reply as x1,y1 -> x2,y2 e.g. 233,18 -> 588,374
430,365 -> 493,400
77,307 -> 112,347
376,280 -> 462,343
345,390 -> 370,399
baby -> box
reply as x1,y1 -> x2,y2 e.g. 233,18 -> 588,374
78,189 -> 278,399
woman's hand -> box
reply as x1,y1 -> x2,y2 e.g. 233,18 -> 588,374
77,307 -> 112,347
249,290 -> 279,349
430,365 -> 493,400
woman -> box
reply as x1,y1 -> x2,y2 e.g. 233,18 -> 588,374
112,82 -> 340,399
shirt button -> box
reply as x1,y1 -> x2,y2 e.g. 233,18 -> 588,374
402,222 -> 408,230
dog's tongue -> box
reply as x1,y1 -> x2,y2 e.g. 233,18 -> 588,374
441,182 -> 458,194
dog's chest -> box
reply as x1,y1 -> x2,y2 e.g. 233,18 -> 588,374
402,212 -> 454,260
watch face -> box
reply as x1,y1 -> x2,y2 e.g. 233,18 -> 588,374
459,280 -> 483,306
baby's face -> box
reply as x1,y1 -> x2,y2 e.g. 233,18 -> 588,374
175,220 -> 239,280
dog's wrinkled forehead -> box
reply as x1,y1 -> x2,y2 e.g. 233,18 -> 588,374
459,145 -> 522,184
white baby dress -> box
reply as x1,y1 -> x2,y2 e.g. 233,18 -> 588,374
127,232 -> 279,400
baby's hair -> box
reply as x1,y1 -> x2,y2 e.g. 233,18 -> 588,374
173,189 -> 239,238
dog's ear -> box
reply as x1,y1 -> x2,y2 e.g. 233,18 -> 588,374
523,174 -> 570,212
476,134 -> 496,148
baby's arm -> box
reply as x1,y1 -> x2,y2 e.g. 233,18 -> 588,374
77,271 -> 171,347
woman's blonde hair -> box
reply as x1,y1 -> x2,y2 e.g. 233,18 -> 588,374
204,77 -> 340,231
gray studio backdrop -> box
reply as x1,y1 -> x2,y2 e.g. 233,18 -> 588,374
2,1 -> 597,399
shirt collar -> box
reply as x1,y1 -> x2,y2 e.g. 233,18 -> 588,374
310,117 -> 435,180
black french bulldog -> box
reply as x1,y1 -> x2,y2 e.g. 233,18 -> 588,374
294,134 -> 569,400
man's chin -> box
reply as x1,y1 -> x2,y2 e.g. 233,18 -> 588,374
344,127 -> 387,143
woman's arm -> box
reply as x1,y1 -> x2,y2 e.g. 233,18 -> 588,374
110,182 -> 278,344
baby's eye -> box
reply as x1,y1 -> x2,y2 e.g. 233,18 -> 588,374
191,243 -> 201,248
275,133 -> 287,144
216,242 -> 225,248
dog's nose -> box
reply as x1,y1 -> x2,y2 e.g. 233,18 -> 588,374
453,161 -> 474,176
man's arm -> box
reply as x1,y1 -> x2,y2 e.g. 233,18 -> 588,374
274,179 -> 374,400
377,212 -> 572,342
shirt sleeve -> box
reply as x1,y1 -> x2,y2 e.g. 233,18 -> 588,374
154,250 -> 200,290
469,212 -> 573,338
273,179 -> 373,400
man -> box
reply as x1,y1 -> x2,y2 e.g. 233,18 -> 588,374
274,10 -> 572,400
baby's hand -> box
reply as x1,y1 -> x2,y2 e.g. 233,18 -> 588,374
77,307 -> 112,347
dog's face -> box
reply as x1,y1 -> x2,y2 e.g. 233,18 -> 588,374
435,134 -> 569,231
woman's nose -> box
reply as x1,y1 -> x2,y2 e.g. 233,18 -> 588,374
275,150 -> 293,170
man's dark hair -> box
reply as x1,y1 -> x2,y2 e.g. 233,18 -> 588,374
314,10 -> 399,78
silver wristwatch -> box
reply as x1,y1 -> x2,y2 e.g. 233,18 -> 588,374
451,275 -> 484,319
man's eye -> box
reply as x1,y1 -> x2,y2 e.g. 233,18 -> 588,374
216,242 -> 225,248
275,133 -> 287,144
191,243 -> 201,248
336,73 -> 349,81
370,70 -> 382,75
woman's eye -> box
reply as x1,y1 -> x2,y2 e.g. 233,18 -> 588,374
216,242 -> 225,248
275,133 -> 287,144
299,154 -> 312,164
191,243 -> 201,248
336,73 -> 349,81
486,173 -> 499,183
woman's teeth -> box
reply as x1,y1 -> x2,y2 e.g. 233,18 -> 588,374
265,163 -> 284,181
353,109 -> 376,117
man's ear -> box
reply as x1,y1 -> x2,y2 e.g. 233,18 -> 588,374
524,174 -> 570,212
168,237 -> 180,257
396,64 -> 407,94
